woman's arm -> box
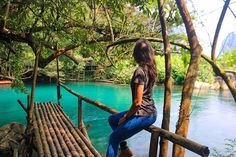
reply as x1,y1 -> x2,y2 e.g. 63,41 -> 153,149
118,83 -> 144,125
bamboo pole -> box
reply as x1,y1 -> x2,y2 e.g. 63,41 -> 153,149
34,104 -> 52,157
47,102 -> 85,157
147,126 -> 209,157
53,103 -> 101,157
32,111 -> 44,157
80,121 -> 90,141
27,95 -> 30,111
56,57 -> 61,106
38,103 -> 65,157
78,97 -> 82,129
60,83 -> 118,114
77,98 -> 90,140
17,100 -> 27,113
51,102 -> 96,157
40,103 -> 71,157
44,103 -> 80,157
149,131 -> 160,157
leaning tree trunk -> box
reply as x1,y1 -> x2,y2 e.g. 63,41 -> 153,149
211,0 -> 231,62
157,0 -> 172,157
173,0 -> 203,157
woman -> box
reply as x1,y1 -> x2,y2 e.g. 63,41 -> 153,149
106,39 -> 158,157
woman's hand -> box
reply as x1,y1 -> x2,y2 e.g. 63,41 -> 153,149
118,116 -> 126,125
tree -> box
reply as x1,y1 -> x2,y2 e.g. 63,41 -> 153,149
157,0 -> 172,157
173,0 -> 203,156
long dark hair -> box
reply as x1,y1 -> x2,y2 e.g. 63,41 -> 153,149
133,38 -> 157,85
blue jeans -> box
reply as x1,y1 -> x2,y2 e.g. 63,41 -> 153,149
106,111 -> 157,157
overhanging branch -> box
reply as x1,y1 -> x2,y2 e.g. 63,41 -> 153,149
106,37 -> 236,102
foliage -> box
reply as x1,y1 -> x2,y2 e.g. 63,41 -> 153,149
212,139 -> 236,157
105,59 -> 135,84
102,51 -> 215,85
217,49 -> 236,70
197,58 -> 215,83
0,0 -> 202,87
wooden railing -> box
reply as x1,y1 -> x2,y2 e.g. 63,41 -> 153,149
59,83 -> 210,157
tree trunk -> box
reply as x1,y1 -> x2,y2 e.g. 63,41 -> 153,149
211,0 -> 231,62
173,0 -> 203,157
19,47 -> 40,157
157,0 -> 172,157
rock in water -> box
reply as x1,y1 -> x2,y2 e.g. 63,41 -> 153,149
0,122 -> 26,157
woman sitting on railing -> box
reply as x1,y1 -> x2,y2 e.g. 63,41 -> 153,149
106,39 -> 158,157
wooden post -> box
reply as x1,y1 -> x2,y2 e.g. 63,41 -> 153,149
78,97 -> 82,129
56,57 -> 61,106
149,131 -> 160,157
27,95 -> 30,110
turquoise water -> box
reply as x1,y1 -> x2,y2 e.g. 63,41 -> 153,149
0,82 -> 235,157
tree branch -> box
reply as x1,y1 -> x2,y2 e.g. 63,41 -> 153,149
106,36 -> 236,102
103,6 -> 114,42
64,52 -> 93,64
201,54 -> 236,101
211,0 -> 230,62
106,37 -> 190,51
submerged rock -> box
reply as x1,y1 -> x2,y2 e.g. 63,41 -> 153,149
0,122 -> 26,157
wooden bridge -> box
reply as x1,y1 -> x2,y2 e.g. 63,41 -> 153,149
17,57 -> 210,157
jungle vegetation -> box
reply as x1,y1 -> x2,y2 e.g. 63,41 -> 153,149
0,0 -> 236,157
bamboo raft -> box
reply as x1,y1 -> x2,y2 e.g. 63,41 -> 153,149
33,102 -> 101,157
